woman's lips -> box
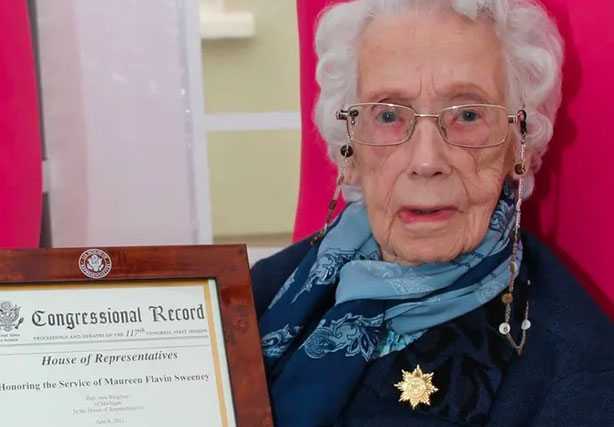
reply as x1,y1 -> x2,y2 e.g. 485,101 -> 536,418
398,206 -> 458,224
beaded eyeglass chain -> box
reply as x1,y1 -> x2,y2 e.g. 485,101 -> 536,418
498,109 -> 532,356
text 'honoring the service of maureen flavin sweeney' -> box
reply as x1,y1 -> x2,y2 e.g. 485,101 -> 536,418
0,303 -> 210,394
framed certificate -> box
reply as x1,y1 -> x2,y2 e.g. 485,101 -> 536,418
0,246 -> 273,427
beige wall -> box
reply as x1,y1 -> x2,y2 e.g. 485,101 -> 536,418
207,130 -> 300,240
203,1 -> 300,113
202,0 -> 301,243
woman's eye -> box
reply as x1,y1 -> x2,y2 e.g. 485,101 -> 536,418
376,110 -> 398,124
460,110 -> 480,122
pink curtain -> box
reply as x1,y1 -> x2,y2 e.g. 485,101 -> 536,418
294,0 -> 614,313
0,0 -> 43,248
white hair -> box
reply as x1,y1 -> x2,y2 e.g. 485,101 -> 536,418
314,0 -> 564,199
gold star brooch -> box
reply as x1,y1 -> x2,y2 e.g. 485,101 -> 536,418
394,365 -> 439,409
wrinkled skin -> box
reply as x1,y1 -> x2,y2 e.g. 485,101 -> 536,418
345,9 -> 520,265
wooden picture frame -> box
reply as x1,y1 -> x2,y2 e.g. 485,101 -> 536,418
0,245 -> 273,427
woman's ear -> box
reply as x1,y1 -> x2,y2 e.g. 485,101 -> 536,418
508,109 -> 532,181
509,145 -> 534,181
343,157 -> 360,185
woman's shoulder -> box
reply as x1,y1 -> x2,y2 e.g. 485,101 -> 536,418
513,233 -> 614,425
250,236 -> 314,318
522,232 -> 614,369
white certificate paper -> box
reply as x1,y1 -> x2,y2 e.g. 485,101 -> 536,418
0,281 -> 237,426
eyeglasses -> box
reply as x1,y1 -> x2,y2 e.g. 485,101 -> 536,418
336,103 -> 520,148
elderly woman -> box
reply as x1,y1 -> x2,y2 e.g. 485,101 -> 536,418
252,0 -> 614,426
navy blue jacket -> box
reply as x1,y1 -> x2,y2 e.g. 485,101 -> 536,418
251,233 -> 614,427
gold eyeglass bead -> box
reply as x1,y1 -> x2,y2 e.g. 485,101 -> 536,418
510,261 -> 518,275
515,163 -> 527,175
501,292 -> 514,305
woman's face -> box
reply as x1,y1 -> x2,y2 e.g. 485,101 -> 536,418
348,9 -> 515,265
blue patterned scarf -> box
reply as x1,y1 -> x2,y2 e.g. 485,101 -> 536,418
259,185 -> 521,427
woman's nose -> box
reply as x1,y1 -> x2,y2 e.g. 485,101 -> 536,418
404,118 -> 452,178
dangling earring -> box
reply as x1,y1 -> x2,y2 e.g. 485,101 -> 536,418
499,109 -> 532,356
311,144 -> 354,245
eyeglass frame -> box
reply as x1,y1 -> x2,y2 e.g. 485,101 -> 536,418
336,102 -> 522,149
